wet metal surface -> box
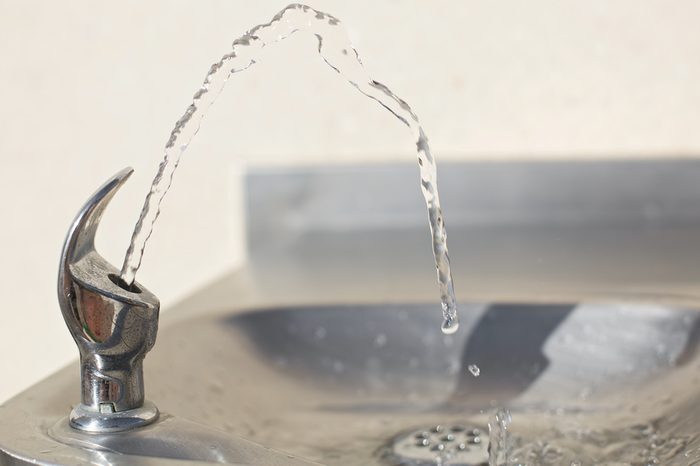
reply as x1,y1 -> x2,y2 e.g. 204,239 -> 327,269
2,161 -> 700,464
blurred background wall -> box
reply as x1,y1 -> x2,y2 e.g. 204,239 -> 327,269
1,0 -> 699,402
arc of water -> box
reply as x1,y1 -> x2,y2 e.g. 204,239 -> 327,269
119,3 -> 458,333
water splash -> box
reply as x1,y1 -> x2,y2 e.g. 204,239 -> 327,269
488,408 -> 512,466
505,415 -> 696,466
119,3 -> 458,332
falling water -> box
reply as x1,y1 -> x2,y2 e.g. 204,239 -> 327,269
119,3 -> 458,333
488,409 -> 512,466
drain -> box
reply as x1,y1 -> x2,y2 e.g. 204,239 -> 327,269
385,424 -> 489,465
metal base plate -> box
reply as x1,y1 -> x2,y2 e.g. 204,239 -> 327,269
69,400 -> 159,433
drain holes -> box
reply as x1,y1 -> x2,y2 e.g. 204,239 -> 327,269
386,423 -> 489,465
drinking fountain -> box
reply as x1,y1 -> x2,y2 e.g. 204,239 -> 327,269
2,160 -> 700,465
0,168 -> 320,465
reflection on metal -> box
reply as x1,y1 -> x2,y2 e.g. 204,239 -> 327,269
44,169 -> 321,465
48,414 -> 322,465
1,162 -> 700,464
58,168 -> 160,432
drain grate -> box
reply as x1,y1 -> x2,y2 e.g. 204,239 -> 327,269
386,424 -> 489,465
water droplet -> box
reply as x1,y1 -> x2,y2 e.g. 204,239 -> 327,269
468,364 -> 480,377
415,438 -> 430,447
441,318 -> 459,335
314,327 -> 327,340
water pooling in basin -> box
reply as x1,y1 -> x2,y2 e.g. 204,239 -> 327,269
118,3 -> 459,334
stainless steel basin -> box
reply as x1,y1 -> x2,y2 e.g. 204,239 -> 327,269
6,300 -> 698,465
2,160 -> 700,465
139,300 -> 699,465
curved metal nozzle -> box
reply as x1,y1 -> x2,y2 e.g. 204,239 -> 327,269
58,168 -> 160,433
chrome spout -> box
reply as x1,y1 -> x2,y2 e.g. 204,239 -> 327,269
58,168 -> 160,433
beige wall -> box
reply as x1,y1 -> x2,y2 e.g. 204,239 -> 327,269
1,0 -> 699,403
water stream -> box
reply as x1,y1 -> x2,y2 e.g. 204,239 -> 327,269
118,3 -> 459,334
488,409 -> 512,466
